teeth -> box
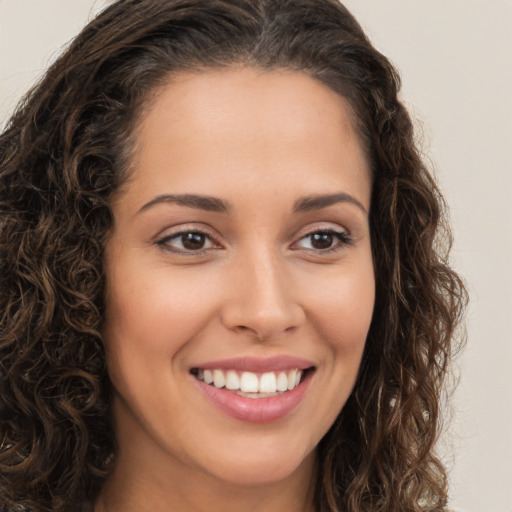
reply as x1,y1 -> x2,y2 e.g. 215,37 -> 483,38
225,370 -> 240,390
276,372 -> 289,392
259,372 -> 277,393
287,369 -> 296,391
240,372 -> 259,393
238,391 -> 280,399
213,369 -> 225,388
195,368 -> 307,394
203,369 -> 214,385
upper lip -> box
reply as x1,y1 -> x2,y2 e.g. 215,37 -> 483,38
190,356 -> 315,373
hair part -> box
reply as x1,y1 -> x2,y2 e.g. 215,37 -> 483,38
0,1 -> 466,511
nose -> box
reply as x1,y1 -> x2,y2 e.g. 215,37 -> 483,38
220,249 -> 305,341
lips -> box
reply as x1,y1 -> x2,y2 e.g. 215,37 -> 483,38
190,356 -> 315,423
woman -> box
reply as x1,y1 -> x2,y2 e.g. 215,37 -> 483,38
0,1 -> 466,511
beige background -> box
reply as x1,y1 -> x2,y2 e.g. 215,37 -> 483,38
1,1 -> 511,511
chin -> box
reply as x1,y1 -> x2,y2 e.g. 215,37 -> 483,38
203,448 -> 315,488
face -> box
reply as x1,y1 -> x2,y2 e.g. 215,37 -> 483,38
103,68 -> 375,489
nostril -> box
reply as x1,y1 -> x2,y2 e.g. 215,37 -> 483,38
220,300 -> 306,341
235,324 -> 264,340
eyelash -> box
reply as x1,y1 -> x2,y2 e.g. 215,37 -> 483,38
156,227 -> 352,255
157,230 -> 221,254
293,229 -> 353,253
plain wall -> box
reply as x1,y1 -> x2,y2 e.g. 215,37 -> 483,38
1,1 -> 511,511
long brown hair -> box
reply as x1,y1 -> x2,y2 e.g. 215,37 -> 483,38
0,1 -> 466,510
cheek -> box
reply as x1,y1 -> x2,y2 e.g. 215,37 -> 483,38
103,264 -> 223,377
307,259 -> 375,418
309,261 -> 375,347
101,268 -> 221,441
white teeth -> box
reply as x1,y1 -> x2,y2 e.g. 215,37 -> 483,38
259,372 -> 277,393
240,372 -> 259,393
287,369 -> 297,391
195,367 -> 308,394
225,370 -> 240,390
238,391 -> 280,399
276,371 -> 289,392
213,369 -> 225,388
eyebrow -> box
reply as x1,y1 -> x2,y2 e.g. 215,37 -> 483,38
294,193 -> 368,214
138,194 -> 232,214
137,191 -> 367,215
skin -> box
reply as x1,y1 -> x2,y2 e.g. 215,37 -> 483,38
97,67 -> 375,512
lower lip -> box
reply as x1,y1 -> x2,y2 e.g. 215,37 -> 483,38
193,373 -> 312,423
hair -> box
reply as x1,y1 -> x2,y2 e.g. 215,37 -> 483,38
0,1 -> 466,511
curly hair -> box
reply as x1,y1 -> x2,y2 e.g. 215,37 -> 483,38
0,1 -> 466,511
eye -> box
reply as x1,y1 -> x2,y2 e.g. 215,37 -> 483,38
294,229 -> 352,252
157,230 -> 217,253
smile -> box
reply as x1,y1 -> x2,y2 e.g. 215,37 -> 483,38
190,357 -> 316,423
192,368 -> 304,397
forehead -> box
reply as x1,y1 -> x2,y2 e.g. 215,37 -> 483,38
119,67 -> 371,212
138,67 -> 360,142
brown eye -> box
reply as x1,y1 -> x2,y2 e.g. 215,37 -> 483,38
158,230 -> 216,253
181,232 -> 207,250
310,232 -> 335,250
294,229 -> 352,252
